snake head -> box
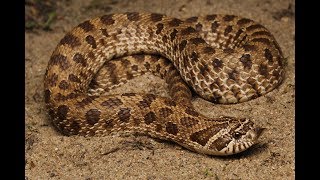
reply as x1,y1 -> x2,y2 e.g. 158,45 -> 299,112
191,117 -> 265,156
214,118 -> 265,155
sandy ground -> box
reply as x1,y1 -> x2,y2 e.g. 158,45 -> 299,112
25,0 -> 295,179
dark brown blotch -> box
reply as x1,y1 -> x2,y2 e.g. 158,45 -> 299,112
68,74 -> 81,83
170,29 -> 178,41
179,40 -> 187,51
185,106 -> 199,117
259,64 -> 268,76
203,46 -> 215,54
224,25 -> 233,36
132,54 -> 145,62
44,89 -> 51,103
185,16 -> 198,22
118,108 -> 131,123
101,29 -> 110,37
126,12 -> 140,21
223,15 -> 236,21
159,107 -> 173,118
190,123 -> 228,146
247,24 -> 265,31
156,23 -> 164,34
240,54 -> 252,69
243,44 -> 256,51
150,13 -> 163,22
199,64 -> 209,75
162,35 -> 168,43
85,35 -> 97,49
190,52 -> 199,61
101,98 -> 123,108
104,119 -> 114,129
138,94 -> 157,108
73,53 -> 87,67
50,54 -> 69,70
212,58 -> 223,69
144,111 -> 156,124
100,14 -> 115,25
237,18 -> 252,26
60,33 -> 81,48
155,124 -> 162,132
211,21 -> 220,32
228,70 -> 239,81
264,49 -> 273,62
180,117 -> 199,127
78,20 -> 94,32
122,92 -> 136,96
57,105 -> 69,120
180,26 -> 196,35
59,80 -> 69,90
86,109 -> 101,125
189,37 -> 206,45
69,120 -> 81,134
210,137 -> 231,151
195,23 -> 202,32
165,122 -> 178,135
206,14 -> 217,21
168,18 -> 183,27
223,48 -> 235,54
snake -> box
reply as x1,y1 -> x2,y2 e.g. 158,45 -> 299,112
44,12 -> 284,155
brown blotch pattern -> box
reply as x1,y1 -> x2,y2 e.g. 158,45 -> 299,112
162,35 -> 168,43
228,70 -> 239,81
159,107 -> 173,118
126,12 -> 140,21
185,107 -> 199,117
185,16 -> 198,22
155,124 -> 162,132
68,74 -> 81,83
69,120 -> 81,134
121,92 -> 136,96
191,52 -> 199,61
237,18 -> 252,26
59,33 -> 81,48
259,64 -> 268,76
104,119 -> 114,129
252,38 -> 271,45
73,53 -> 87,67
138,94 -> 157,108
101,29 -> 109,37
247,24 -> 265,31
166,122 -> 178,135
50,54 -> 69,70
144,111 -> 156,124
85,35 -> 97,49
223,15 -> 236,21
210,137 -> 231,151
168,18 -> 183,27
44,89 -> 51,103
180,117 -> 199,127
243,44 -> 256,51
78,20 -> 94,32
179,40 -> 187,51
100,14 -> 115,25
223,48 -> 235,54
181,26 -> 196,35
240,54 -> 252,69
264,49 -> 273,62
211,21 -> 219,32
101,98 -> 123,108
118,108 -> 131,123
212,58 -> 223,69
203,46 -> 215,54
156,23 -> 164,34
206,14 -> 217,21
190,123 -> 228,146
150,13 -> 163,22
57,105 -> 69,120
59,80 -> 69,90
190,37 -> 206,45
224,25 -> 233,36
170,29 -> 178,40
85,109 -> 101,125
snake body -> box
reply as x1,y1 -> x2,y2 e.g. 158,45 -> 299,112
44,12 -> 284,155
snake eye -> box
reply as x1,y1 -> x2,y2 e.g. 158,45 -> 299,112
233,132 -> 242,139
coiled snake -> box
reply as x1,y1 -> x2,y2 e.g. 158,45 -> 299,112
44,12 -> 284,155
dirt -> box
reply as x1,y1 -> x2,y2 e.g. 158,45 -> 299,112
25,0 -> 295,179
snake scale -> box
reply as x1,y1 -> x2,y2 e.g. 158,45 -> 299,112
44,12 -> 284,155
